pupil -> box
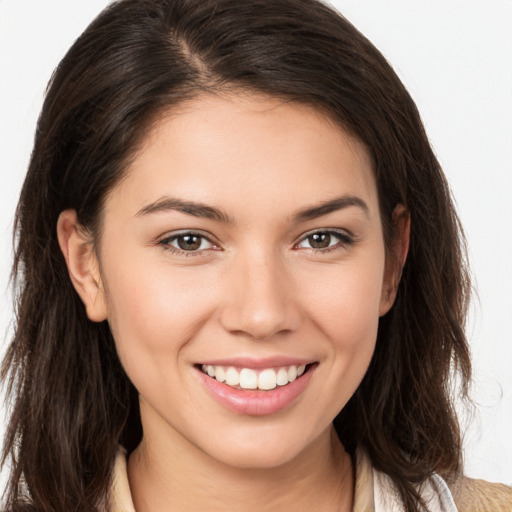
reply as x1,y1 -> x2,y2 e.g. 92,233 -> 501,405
309,233 -> 331,249
178,235 -> 201,251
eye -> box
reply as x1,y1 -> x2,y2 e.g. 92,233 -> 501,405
295,229 -> 353,251
158,231 -> 217,254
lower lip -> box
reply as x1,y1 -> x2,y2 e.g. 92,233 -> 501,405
197,366 -> 315,416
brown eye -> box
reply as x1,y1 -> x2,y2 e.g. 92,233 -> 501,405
296,229 -> 354,252
308,233 -> 332,249
177,234 -> 202,251
159,232 -> 215,254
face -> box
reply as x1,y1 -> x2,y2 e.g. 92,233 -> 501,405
65,93 -> 401,469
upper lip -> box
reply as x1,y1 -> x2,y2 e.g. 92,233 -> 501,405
196,356 -> 314,369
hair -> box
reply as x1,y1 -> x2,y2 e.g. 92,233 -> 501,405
1,0 -> 471,510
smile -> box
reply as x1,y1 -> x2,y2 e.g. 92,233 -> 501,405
200,364 -> 307,390
197,361 -> 316,415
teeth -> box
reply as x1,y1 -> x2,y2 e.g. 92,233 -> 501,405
239,368 -> 258,389
225,367 -> 240,386
276,367 -> 289,386
215,366 -> 226,383
258,368 -> 277,390
201,364 -> 308,390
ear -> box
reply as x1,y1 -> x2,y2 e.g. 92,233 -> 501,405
379,204 -> 410,316
57,210 -> 108,322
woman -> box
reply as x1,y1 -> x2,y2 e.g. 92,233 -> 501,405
1,0 -> 511,510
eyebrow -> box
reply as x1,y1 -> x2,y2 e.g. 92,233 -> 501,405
136,197 -> 232,223
292,195 -> 369,222
135,194 -> 369,223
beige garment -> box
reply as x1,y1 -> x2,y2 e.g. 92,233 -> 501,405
109,448 -> 512,512
449,476 -> 512,512
109,450 -> 136,512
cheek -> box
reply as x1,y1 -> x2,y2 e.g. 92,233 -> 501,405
278,259 -> 385,428
304,259 -> 385,349
101,254 -> 218,376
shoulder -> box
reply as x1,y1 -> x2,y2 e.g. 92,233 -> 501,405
356,446 -> 512,512
448,475 -> 512,512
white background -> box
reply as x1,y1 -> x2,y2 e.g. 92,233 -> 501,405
1,0 -> 511,489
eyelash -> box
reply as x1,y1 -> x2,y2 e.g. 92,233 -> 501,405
293,229 -> 355,253
157,231 -> 218,257
157,229 -> 355,256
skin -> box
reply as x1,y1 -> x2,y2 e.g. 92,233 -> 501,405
58,93 -> 409,511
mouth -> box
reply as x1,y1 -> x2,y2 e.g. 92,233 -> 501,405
196,360 -> 317,416
198,363 -> 314,391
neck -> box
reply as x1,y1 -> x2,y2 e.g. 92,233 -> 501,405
127,424 -> 354,512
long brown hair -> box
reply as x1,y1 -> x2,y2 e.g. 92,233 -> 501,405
2,0 -> 471,510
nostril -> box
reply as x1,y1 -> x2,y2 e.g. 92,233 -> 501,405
219,303 -> 302,340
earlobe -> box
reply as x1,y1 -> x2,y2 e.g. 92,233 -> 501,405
57,210 -> 108,322
379,204 -> 410,316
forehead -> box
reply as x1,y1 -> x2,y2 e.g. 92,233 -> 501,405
106,93 -> 378,222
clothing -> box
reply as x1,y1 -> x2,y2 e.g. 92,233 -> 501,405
109,448 -> 512,511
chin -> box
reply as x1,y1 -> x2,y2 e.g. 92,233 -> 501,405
199,426 -> 322,471
211,445 -> 301,470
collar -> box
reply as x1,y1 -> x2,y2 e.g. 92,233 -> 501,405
109,448 -> 136,512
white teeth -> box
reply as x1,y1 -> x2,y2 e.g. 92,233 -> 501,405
225,367 -> 240,386
276,367 -> 289,386
258,369 -> 277,390
239,368 -> 258,389
215,366 -> 226,383
201,364 -> 308,390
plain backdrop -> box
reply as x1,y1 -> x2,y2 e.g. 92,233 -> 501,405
1,0 -> 511,491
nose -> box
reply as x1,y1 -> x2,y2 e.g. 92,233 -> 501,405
219,250 -> 301,340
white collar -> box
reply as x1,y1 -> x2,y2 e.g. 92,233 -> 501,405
374,466 -> 458,512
